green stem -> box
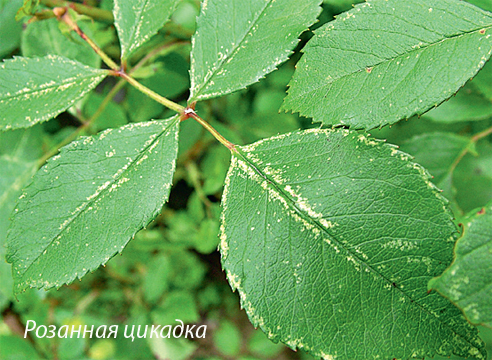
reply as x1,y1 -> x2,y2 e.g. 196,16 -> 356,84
188,112 -> 235,151
472,124 -> 492,142
37,41 -> 180,166
115,71 -> 185,113
41,0 -> 114,22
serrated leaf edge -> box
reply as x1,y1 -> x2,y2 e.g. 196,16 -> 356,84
6,116 -> 180,293
428,202 -> 492,329
114,0 -> 178,60
189,0 -> 322,102
0,55 -> 108,131
219,127 -> 484,359
281,2 -> 492,131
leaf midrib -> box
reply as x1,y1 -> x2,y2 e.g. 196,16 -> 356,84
190,0 -> 274,101
286,25 -> 492,101
0,72 -> 106,103
232,143 -> 481,354
16,117 -> 179,278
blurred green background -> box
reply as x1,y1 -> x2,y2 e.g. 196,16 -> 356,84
1,0 -> 492,359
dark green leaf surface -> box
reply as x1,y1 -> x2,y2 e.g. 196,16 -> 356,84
282,0 -> 492,130
220,128 -> 485,359
0,0 -> 23,58
114,0 -> 179,60
468,0 -> 492,13
429,202 -> 492,328
424,84 -> 492,123
21,18 -> 101,68
189,0 -> 322,101
6,117 -> 180,293
0,55 -> 108,130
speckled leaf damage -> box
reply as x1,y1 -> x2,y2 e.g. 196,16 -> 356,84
0,55 -> 108,130
220,128 -> 486,359
6,117 -> 180,293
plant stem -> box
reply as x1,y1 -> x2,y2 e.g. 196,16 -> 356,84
56,8 -> 235,154
114,71 -> 185,113
59,10 -> 119,70
37,40 -> 180,167
449,124 -> 492,175
41,0 -> 114,22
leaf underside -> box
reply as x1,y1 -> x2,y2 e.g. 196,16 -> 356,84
189,0 -> 322,101
220,129 -> 485,359
114,0 -> 179,60
0,55 -> 107,131
282,0 -> 492,130
6,117 -> 180,293
429,202 -> 492,328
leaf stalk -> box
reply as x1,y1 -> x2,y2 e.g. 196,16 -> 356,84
57,8 -> 119,70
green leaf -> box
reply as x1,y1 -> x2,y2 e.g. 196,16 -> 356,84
152,290 -> 199,325
113,0 -> 180,60
400,132 -> 472,197
148,337 -> 197,360
0,127 -> 45,242
282,0 -> 492,130
248,329 -> 284,358
454,140 -> 492,213
429,202 -> 492,328
467,0 -> 492,13
424,84 -> 492,123
220,128 -> 485,359
474,60 -> 492,101
21,18 -> 101,68
0,127 -> 45,305
83,92 -> 128,132
189,0 -> 322,101
213,320 -> 242,357
6,117 -> 180,293
0,55 -> 108,130
0,0 -> 24,58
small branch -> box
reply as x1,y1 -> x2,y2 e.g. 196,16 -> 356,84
57,8 -> 119,70
449,124 -> 492,175
41,0 -> 114,23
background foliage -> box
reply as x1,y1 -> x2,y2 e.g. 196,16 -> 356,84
1,0 -> 492,359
